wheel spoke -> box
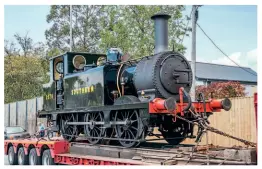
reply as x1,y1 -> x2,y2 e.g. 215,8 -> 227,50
130,112 -> 135,119
131,120 -> 138,124
121,112 -> 125,119
128,129 -> 135,139
94,128 -> 100,137
130,126 -> 138,131
123,130 -> 127,139
92,113 -> 96,120
126,130 -> 131,141
95,126 -> 102,131
118,131 -> 122,138
68,115 -> 73,121
67,128 -> 73,135
94,113 -> 99,120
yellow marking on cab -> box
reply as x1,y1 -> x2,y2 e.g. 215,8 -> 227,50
71,85 -> 96,95
45,93 -> 53,100
90,85 -> 94,92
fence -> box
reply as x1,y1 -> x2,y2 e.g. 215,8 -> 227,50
150,96 -> 257,147
4,97 -> 46,134
4,96 -> 257,147
182,96 -> 257,146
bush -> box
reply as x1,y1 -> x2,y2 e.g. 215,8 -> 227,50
196,81 -> 246,99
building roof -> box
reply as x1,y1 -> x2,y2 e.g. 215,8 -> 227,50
188,61 -> 257,83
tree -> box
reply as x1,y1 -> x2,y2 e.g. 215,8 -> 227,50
14,32 -> 33,57
45,5 -> 103,53
45,5 -> 190,58
4,34 -> 49,103
117,5 -> 188,58
195,81 -> 246,99
99,6 -> 132,55
4,40 -> 20,57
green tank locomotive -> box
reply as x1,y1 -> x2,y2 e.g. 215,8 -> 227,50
39,13 -> 231,148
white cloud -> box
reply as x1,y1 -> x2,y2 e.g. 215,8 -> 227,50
211,48 -> 257,71
185,53 -> 207,63
211,52 -> 243,66
184,48 -> 257,72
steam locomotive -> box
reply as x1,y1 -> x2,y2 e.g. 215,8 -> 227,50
39,13 -> 231,148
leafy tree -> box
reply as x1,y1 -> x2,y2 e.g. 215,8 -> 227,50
98,6 -> 133,55
196,81 -> 246,99
45,5 -> 190,58
4,34 -> 49,103
115,5 -> 188,58
45,5 -> 103,53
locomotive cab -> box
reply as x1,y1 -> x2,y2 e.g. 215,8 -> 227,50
43,52 -> 106,111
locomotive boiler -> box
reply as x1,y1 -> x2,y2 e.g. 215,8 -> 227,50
39,13 -> 231,148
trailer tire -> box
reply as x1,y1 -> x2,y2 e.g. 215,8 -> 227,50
18,147 -> 29,165
42,149 -> 55,165
8,146 -> 18,165
29,148 -> 41,165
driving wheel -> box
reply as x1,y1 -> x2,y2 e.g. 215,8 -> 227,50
60,114 -> 78,142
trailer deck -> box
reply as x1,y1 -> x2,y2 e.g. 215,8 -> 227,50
4,137 -> 257,165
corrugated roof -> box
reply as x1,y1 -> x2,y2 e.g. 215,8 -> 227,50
188,61 -> 257,83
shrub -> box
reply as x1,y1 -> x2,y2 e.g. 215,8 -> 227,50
195,81 -> 246,99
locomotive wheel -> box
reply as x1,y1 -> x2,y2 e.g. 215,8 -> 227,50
160,122 -> 188,145
84,111 -> 105,144
115,109 -> 143,148
114,95 -> 145,148
60,114 -> 78,142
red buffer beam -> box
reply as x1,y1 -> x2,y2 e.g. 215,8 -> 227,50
149,87 -> 232,115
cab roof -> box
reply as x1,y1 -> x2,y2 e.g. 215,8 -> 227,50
48,51 -> 106,61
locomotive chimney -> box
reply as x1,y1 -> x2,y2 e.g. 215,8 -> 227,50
151,13 -> 171,54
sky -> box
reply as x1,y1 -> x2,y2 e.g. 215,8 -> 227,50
4,5 -> 257,72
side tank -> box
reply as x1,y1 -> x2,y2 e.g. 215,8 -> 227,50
63,66 -> 105,109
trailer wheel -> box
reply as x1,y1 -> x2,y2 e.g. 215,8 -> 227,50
29,148 -> 41,165
18,147 -> 29,165
42,149 -> 55,165
8,146 -> 18,165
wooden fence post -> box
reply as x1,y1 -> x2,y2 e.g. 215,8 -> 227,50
8,104 -> 10,126
35,98 -> 38,133
25,100 -> 28,130
16,102 -> 18,125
